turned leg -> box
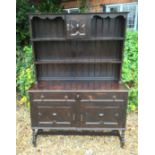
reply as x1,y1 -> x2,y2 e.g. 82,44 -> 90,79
32,129 -> 38,147
119,130 -> 125,148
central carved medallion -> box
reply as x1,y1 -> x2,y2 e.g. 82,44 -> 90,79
67,20 -> 86,36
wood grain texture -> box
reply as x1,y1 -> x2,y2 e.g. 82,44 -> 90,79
29,81 -> 128,92
28,13 -> 128,147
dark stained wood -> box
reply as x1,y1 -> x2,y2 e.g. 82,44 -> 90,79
31,37 -> 124,41
80,101 -> 124,128
29,81 -> 128,92
34,59 -> 122,64
35,64 -> 120,81
28,13 -> 128,147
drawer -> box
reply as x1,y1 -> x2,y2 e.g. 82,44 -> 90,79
30,92 -> 75,100
80,101 -> 124,128
80,92 -> 127,101
31,101 -> 75,127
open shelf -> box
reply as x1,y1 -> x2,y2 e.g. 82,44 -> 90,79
34,58 -> 122,64
36,63 -> 120,81
31,37 -> 124,42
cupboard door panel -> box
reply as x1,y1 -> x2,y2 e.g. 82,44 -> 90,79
31,101 -> 76,127
80,101 -> 124,128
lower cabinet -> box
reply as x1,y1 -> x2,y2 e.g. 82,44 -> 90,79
29,92 -> 128,147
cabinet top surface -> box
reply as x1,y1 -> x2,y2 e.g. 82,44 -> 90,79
29,12 -> 128,16
28,81 -> 128,92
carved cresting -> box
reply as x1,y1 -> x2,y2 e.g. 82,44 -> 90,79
67,20 -> 86,36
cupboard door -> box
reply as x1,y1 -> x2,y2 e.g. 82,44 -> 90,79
66,15 -> 90,39
80,101 -> 124,128
31,101 -> 76,128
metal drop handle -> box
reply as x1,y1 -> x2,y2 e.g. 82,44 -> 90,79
38,112 -> 42,116
52,112 -> 57,116
113,95 -> 116,100
64,95 -> 68,100
76,94 -> 80,100
41,94 -> 44,99
76,94 -> 80,98
98,113 -> 104,117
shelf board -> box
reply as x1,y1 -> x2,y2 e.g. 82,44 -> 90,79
31,37 -> 124,42
91,37 -> 124,41
34,59 -> 122,64
31,37 -> 65,41
38,77 -> 117,81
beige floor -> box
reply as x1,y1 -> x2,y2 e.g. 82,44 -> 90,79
16,106 -> 137,155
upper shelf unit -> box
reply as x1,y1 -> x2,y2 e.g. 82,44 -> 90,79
29,13 -> 127,40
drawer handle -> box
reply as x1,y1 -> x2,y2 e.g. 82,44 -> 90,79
98,113 -> 104,117
64,95 -> 68,100
52,113 -> 57,116
88,95 -> 93,100
76,94 -> 80,100
41,94 -> 45,99
113,95 -> 117,100
38,112 -> 42,116
115,113 -> 119,117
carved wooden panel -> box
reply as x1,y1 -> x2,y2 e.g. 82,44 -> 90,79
66,15 -> 90,39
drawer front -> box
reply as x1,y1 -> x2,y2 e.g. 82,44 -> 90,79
80,101 -> 124,128
30,92 -> 127,101
31,101 -> 75,127
80,92 -> 127,101
31,92 -> 75,101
